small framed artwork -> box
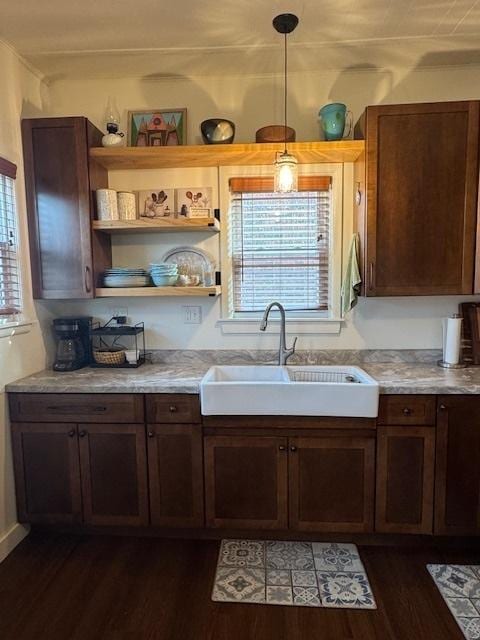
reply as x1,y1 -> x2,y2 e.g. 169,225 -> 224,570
138,189 -> 175,218
176,188 -> 213,218
128,109 -> 187,147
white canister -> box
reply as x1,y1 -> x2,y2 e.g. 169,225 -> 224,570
117,191 -> 137,220
96,189 -> 119,220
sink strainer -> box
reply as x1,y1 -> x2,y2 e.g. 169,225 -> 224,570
289,370 -> 360,383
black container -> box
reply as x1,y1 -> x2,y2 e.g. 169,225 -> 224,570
200,119 -> 235,144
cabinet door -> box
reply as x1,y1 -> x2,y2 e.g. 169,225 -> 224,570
78,423 -> 148,526
147,424 -> 204,527
204,436 -> 288,529
289,436 -> 375,533
435,397 -> 480,535
376,426 -> 435,534
360,101 -> 479,296
11,423 -> 82,524
22,117 -> 107,299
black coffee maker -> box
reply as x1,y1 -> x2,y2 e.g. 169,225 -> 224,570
53,317 -> 92,371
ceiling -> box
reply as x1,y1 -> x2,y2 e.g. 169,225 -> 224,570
3,0 -> 480,78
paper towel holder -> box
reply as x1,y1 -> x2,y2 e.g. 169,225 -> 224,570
437,313 -> 467,369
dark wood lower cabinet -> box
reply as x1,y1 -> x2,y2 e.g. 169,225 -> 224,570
376,426 -> 435,534
78,423 -> 149,527
435,397 -> 480,535
147,424 -> 204,527
11,423 -> 82,524
204,435 -> 288,529
10,392 -> 480,538
289,435 -> 375,533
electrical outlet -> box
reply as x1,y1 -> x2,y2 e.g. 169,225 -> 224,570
111,307 -> 128,322
183,305 -> 202,324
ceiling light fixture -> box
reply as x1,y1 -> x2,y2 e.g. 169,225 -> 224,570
273,13 -> 299,193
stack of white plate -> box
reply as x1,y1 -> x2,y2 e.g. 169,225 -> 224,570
103,267 -> 151,288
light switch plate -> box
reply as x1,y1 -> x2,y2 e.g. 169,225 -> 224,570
183,305 -> 202,324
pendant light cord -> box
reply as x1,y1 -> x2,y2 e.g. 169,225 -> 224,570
284,31 -> 288,154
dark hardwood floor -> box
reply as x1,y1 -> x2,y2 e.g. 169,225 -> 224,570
0,532 -> 477,640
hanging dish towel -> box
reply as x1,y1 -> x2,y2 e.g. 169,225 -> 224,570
341,233 -> 362,316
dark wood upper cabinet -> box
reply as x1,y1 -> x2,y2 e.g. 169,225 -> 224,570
204,435 -> 288,530
435,396 -> 480,535
11,422 -> 82,524
147,423 -> 204,528
355,101 -> 480,296
376,425 -> 435,534
78,423 -> 149,527
288,435 -> 375,533
22,117 -> 109,299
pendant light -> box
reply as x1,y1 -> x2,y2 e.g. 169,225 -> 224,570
273,13 -> 299,193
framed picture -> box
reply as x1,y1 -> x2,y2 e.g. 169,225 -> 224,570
128,109 -> 187,147
138,189 -> 175,218
176,187 -> 213,218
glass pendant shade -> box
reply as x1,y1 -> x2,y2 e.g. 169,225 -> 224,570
274,151 -> 298,193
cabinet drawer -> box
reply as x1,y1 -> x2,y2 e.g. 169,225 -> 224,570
378,395 -> 436,426
9,393 -> 144,423
146,394 -> 201,424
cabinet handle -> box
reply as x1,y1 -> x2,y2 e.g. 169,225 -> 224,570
439,404 -> 447,411
369,262 -> 375,290
46,405 -> 106,413
147,430 -> 155,438
84,265 -> 92,293
278,445 -> 286,451
78,430 -> 87,438
290,446 -> 297,452
403,407 -> 412,416
68,429 -> 76,438
169,405 -> 178,413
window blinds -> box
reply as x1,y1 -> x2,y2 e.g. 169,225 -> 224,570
0,162 -> 21,320
230,177 -> 331,313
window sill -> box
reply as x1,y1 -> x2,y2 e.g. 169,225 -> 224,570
217,318 -> 343,335
0,319 -> 34,339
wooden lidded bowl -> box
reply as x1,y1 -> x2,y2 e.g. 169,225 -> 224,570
256,125 -> 296,143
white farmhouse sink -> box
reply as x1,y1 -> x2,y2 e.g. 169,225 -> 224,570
200,365 -> 379,417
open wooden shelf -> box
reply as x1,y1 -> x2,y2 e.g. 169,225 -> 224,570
89,141 -> 365,170
95,286 -> 221,298
93,217 -> 220,234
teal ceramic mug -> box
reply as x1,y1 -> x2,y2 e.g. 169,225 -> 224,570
318,103 -> 352,141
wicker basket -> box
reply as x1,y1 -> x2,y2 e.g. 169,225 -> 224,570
93,348 -> 126,366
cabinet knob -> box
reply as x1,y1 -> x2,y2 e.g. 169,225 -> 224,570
68,429 -> 76,438
403,407 -> 412,416
290,446 -> 297,452
169,405 -> 178,413
147,430 -> 155,438
278,445 -> 286,451
439,404 -> 447,411
78,430 -> 87,438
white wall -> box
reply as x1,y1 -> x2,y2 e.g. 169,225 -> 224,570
0,40 -> 49,561
41,64 -> 480,350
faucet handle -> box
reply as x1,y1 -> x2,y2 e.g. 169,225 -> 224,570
291,336 -> 298,352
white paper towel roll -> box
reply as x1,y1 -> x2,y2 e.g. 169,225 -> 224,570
442,315 -> 463,365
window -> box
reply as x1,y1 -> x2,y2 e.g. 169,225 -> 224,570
229,175 -> 332,315
0,157 -> 21,324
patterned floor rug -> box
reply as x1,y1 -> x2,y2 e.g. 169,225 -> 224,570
428,564 -> 480,640
212,539 -> 376,608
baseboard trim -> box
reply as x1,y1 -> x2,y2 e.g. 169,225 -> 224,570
0,523 -> 30,564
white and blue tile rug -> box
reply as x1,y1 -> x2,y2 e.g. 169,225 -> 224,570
212,540 -> 376,608
428,564 -> 480,639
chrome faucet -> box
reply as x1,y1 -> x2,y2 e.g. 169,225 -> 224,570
260,301 -> 298,365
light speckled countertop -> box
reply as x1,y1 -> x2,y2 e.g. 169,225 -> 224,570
6,362 -> 480,395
